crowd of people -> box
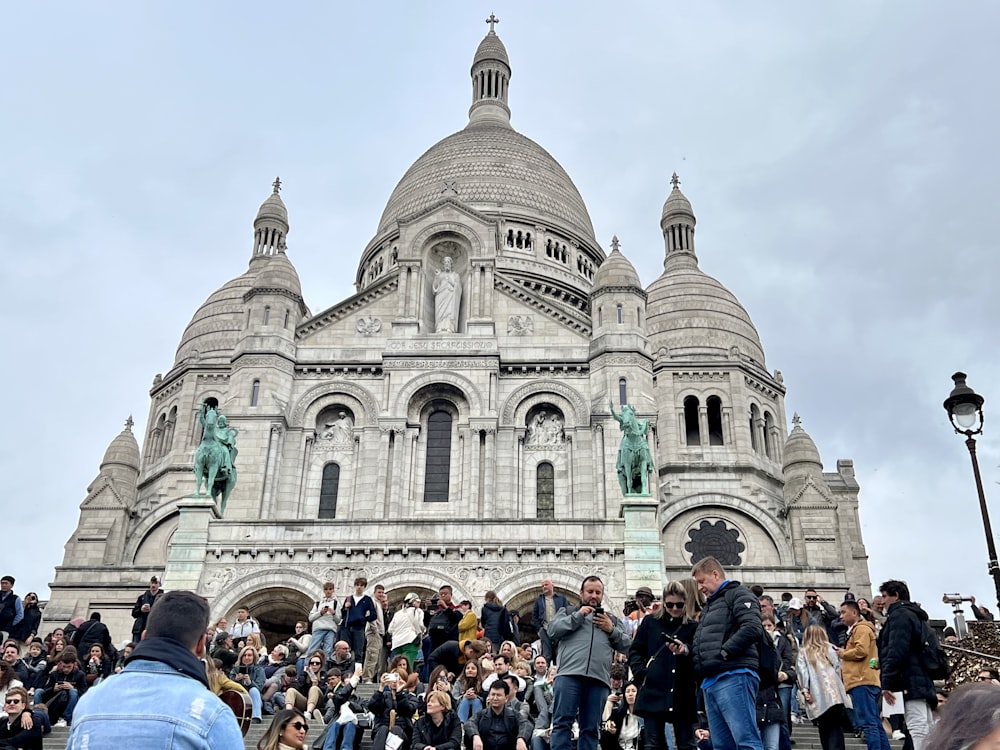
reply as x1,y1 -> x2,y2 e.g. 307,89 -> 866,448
0,566 -> 997,750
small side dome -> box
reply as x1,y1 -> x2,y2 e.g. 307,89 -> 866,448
592,237 -> 642,291
473,28 -> 509,68
252,253 -> 303,298
174,268 -> 259,366
101,416 -> 141,472
783,414 -> 823,473
256,187 -> 288,225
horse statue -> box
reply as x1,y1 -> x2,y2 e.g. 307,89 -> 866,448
609,398 -> 654,496
194,398 -> 238,515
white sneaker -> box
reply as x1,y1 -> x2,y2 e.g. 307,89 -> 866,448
892,731 -> 905,741
54,719 -> 68,728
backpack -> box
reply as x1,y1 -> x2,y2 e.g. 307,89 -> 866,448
917,620 -> 949,680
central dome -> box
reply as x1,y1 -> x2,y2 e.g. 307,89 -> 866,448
377,122 -> 597,242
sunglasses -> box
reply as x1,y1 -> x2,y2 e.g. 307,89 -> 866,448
4,699 -> 21,705
287,721 -> 309,732
663,601 -> 685,609
309,661 -> 322,666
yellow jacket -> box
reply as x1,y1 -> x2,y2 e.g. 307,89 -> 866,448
459,610 -> 479,645
840,619 -> 880,690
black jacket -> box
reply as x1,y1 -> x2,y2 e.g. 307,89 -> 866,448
877,600 -> 937,705
773,631 -> 797,687
755,634 -> 783,726
480,603 -> 512,646
0,710 -> 43,750
628,615 -> 698,723
412,711 -> 464,750
466,705 -> 532,750
599,702 -> 644,750
370,687 -> 420,737
692,580 -> 763,680
428,608 -> 463,648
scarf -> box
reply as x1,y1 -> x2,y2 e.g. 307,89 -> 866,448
125,635 -> 210,688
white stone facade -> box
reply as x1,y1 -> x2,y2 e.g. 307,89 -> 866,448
47,29 -> 871,645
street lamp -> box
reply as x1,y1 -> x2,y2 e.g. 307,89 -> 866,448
943,371 -> 1000,611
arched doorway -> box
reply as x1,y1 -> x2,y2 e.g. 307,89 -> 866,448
225,586 -> 314,650
504,586 -> 578,646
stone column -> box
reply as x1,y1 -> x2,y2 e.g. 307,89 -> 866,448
621,495 -> 663,596
163,496 -> 220,593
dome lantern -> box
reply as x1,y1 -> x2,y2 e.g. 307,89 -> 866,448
252,177 -> 290,261
661,172 -> 697,271
469,15 -> 512,127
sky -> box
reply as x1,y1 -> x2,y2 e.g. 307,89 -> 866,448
2,2 -> 998,626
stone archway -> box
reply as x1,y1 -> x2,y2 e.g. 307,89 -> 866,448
503,585 -> 578,646
225,586 -> 314,650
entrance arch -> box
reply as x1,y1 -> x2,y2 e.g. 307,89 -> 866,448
217,586 -> 314,650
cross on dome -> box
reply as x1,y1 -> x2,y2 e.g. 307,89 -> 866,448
124,415 -> 134,432
272,176 -> 282,194
670,172 -> 681,188
486,13 -> 499,32
610,235 -> 620,252
792,412 -> 801,428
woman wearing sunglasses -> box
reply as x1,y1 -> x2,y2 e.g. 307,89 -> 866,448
285,652 -> 328,720
258,707 -> 309,750
627,582 -> 699,750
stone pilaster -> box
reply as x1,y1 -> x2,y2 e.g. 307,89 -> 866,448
163,496 -> 220,593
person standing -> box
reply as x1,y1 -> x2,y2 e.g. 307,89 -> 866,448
796,626 -> 849,750
130,576 -> 163,642
68,590 -> 243,748
363,584 -> 389,682
306,582 -> 341,662
690,556 -> 764,750
340,577 -> 378,665
0,576 -> 24,645
546,575 -> 631,750
838,600 -> 890,750
532,580 -> 568,663
877,579 -> 937,750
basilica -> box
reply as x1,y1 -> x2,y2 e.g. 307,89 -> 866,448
48,25 -> 871,642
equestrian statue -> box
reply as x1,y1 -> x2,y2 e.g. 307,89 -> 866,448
194,397 -> 238,514
609,397 -> 654,496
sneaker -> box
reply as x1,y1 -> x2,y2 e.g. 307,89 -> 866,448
313,709 -> 325,724
892,731 -> 905,741
54,719 -> 67,728
252,717 -> 262,724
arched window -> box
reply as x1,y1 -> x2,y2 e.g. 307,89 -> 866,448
263,306 -> 270,325
707,396 -> 724,446
284,308 -> 290,328
164,406 -> 177,455
763,411 -> 775,459
154,412 -> 167,458
424,410 -> 452,502
749,405 -> 760,453
537,462 -> 555,520
616,304 -> 624,324
319,463 -> 340,519
618,378 -> 628,406
684,396 -> 700,446
598,307 -> 603,327
250,380 -> 260,407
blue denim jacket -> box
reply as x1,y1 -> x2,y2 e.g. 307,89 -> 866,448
66,659 -> 244,749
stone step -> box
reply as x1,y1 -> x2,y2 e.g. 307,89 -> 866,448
40,723 -> 887,750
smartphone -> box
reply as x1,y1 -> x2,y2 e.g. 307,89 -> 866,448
239,666 -> 249,674
593,606 -> 604,615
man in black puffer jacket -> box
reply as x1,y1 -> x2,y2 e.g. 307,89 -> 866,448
691,556 -> 764,750
877,579 -> 936,750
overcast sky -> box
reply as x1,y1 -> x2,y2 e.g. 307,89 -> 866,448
2,2 -> 998,626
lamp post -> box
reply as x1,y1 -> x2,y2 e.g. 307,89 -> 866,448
943,371 -> 1000,611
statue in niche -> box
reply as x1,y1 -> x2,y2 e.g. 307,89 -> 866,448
609,398 -> 653,496
546,414 -> 565,445
433,256 -> 462,333
526,410 -> 565,446
320,412 -> 354,444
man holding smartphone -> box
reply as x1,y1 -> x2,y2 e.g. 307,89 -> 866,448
546,576 -> 631,750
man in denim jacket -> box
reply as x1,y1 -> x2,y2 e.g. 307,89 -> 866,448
67,590 -> 244,749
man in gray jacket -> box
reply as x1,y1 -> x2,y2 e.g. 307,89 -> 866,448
546,575 -> 631,750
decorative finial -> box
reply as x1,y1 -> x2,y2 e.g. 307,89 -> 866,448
272,176 -> 282,194
610,235 -> 620,253
486,13 -> 499,32
124,415 -> 134,432
670,172 -> 681,189
792,412 -> 801,428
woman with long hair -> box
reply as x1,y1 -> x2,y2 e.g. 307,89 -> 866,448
258,707 -> 309,750
0,662 -> 23,700
600,682 -> 643,750
678,578 -> 704,622
628,581 -> 698,750
388,654 -> 411,676
83,644 -> 113,687
452,658 -> 484,722
480,591 -> 512,653
285,651 -> 327,719
412,690 -> 463,750
247,632 -> 267,660
498,640 -> 523,670
388,593 -> 426,669
231,645 -> 267,723
10,593 -> 42,644
796,625 -> 848,750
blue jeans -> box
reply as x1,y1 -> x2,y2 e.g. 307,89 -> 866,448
849,686 -> 890,750
323,719 -> 357,750
550,675 -> 609,750
457,696 -> 483,722
306,629 -> 337,661
248,686 -> 263,720
761,723 -> 780,750
702,672 -> 763,750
